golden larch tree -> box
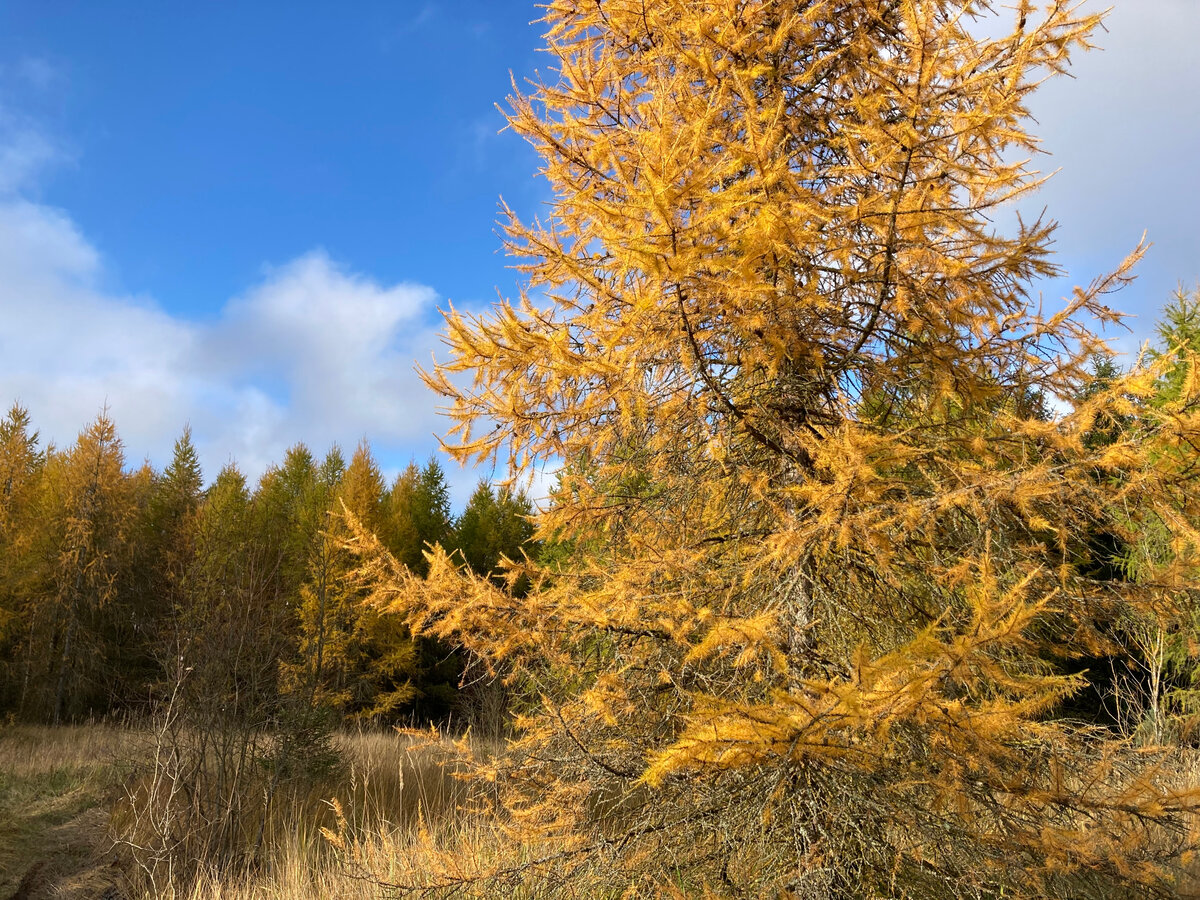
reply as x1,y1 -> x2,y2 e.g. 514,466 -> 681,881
357,2 -> 1200,896
37,411 -> 135,724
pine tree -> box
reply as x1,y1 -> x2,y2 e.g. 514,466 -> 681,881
277,445 -> 345,705
254,443 -> 321,587
358,3 -> 1200,895
111,458 -> 160,711
1151,284 -> 1200,406
386,457 -> 454,577
137,427 -> 205,694
340,440 -> 386,535
331,442 -> 388,713
363,456 -> 460,721
0,404 -> 42,524
1108,289 -> 1200,743
157,427 -> 204,527
288,441 -> 392,715
175,463 -> 275,723
450,480 -> 536,589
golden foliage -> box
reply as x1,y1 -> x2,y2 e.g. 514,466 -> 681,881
355,2 -> 1200,895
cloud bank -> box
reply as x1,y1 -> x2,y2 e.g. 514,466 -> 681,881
0,181 -> 447,488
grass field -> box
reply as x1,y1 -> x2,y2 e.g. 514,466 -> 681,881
0,724 -> 562,900
0,724 -> 134,898
12,723 -> 1197,899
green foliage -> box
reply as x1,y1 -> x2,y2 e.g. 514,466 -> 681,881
450,481 -> 536,590
387,458 -> 453,577
1151,285 -> 1200,406
1076,353 -> 1136,450
158,427 -> 203,518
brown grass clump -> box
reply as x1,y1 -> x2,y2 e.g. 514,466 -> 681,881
110,722 -> 493,898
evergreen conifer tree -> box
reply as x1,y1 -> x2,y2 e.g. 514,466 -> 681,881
1151,285 -> 1200,406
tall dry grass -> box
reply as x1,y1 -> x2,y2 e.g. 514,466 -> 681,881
23,723 -> 1200,898
111,723 -> 513,899
0,724 -> 837,898
0,721 -> 140,778
141,742 -> 1200,900
113,724 -> 706,900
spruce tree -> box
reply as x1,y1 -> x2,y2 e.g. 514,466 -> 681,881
1151,285 -> 1200,406
386,457 -> 452,577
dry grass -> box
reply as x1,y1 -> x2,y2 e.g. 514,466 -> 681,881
1,723 -> 520,899
164,809 -> 655,900
168,821 -> 546,900
109,723 -> 518,899
128,738 -> 1200,900
0,723 -> 137,898
0,721 -> 141,778
333,729 -> 475,829
108,724 -> 683,899
20,724 -> 1200,899
0,724 -> 965,898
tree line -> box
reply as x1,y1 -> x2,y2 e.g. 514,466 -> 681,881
0,413 -> 535,730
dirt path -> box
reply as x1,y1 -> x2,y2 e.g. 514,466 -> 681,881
3,807 -> 124,900
0,729 -> 130,900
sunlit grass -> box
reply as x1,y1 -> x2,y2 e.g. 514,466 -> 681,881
106,722 -> 514,898
13,723 -> 1200,898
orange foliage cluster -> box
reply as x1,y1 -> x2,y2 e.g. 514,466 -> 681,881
352,2 -> 1200,896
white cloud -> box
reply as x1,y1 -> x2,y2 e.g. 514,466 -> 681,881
0,199 -> 190,435
0,197 -> 449,491
0,105 -> 67,196
187,250 -> 448,480
1013,0 -> 1200,343
0,90 -> 490,505
0,127 -> 60,195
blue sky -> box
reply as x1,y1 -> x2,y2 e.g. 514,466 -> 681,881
0,1 -> 545,313
0,1 -> 1197,503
